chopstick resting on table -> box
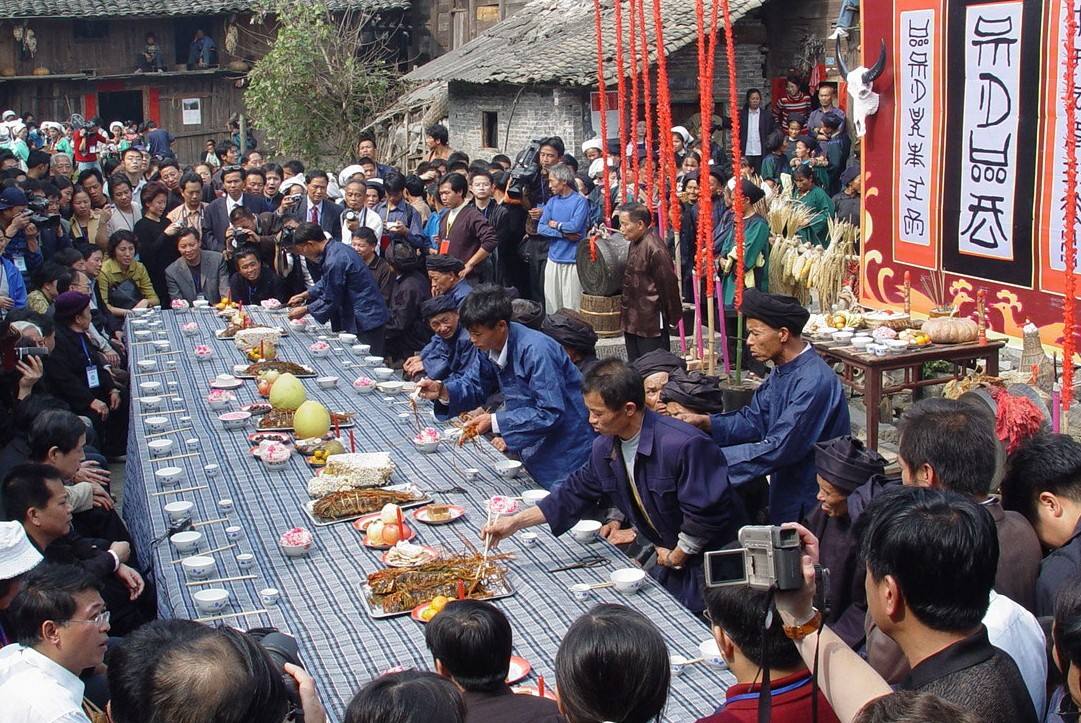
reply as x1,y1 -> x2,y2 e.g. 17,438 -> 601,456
151,485 -> 209,496
185,575 -> 256,587
171,542 -> 236,563
194,609 -> 268,623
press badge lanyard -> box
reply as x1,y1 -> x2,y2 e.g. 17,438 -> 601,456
721,674 -> 812,706
80,335 -> 100,389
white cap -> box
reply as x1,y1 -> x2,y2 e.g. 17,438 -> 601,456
337,165 -> 365,188
1,110 -> 16,121
581,137 -> 603,154
0,521 -> 43,581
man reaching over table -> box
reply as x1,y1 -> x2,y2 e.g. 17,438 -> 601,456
674,289 -> 849,523
482,359 -> 746,612
417,285 -> 593,490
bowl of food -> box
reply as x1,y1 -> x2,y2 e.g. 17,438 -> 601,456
144,415 -> 169,432
259,441 -> 292,469
279,527 -> 313,557
192,588 -> 230,615
147,439 -> 174,458
139,381 -> 163,395
260,298 -> 283,310
288,318 -> 308,333
521,489 -> 550,507
180,555 -> 215,580
308,341 -> 332,358
169,530 -> 202,554
316,376 -> 339,390
181,322 -> 199,337
569,519 -> 602,543
372,367 -> 395,381
353,377 -> 377,394
164,500 -> 194,523
413,427 -> 441,453
493,460 -> 523,479
207,389 -> 236,410
155,466 -> 183,486
610,567 -> 646,592
351,344 -> 371,356
192,344 -> 214,361
487,495 -> 521,518
363,355 -> 384,366
170,299 -> 191,313
218,411 -> 252,431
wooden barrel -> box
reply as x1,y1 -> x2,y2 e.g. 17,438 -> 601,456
580,293 -> 622,337
577,228 -> 629,297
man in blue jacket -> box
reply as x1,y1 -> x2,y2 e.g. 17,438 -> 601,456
418,285 -> 593,489
675,289 -> 850,523
285,222 -> 389,354
537,163 -> 589,314
483,359 -> 746,612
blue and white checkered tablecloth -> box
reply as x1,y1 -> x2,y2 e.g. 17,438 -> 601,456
122,307 -> 734,722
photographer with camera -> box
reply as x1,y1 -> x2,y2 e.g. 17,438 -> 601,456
766,487 -> 1038,722
106,619 -> 326,723
0,187 -> 43,285
72,117 -> 108,173
480,359 -> 744,611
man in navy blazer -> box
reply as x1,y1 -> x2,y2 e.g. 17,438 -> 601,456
204,164 -> 269,252
288,169 -> 343,241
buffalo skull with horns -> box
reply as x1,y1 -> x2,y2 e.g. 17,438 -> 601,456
836,38 -> 887,138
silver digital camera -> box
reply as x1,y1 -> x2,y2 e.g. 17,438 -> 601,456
704,525 -> 805,591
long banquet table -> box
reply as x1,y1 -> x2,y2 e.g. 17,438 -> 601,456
122,307 -> 734,722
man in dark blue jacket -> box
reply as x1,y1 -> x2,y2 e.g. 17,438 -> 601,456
483,359 -> 746,612
418,285 -> 593,489
285,222 -> 388,354
405,294 -> 497,394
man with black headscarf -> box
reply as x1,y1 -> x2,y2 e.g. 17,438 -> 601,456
405,294 -> 496,399
542,308 -> 600,376
674,289 -> 850,523
426,253 -> 472,306
806,435 -> 891,648
660,368 -> 726,416
383,240 -> 430,365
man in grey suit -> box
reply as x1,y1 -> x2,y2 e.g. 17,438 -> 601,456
165,228 -> 230,303
289,169 -> 343,240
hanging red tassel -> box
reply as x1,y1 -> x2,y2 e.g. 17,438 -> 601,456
1064,0 -> 1078,409
613,0 -> 630,199
719,0 -> 746,308
694,0 -> 720,296
628,0 -> 642,199
592,0 -> 613,224
635,0 -> 655,210
651,0 -> 679,233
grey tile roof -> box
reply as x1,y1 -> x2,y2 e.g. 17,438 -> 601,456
404,0 -> 763,87
0,0 -> 408,18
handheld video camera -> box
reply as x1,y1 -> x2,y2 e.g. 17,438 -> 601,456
704,525 -> 805,591
27,198 -> 59,226
506,139 -> 543,200
247,628 -> 307,722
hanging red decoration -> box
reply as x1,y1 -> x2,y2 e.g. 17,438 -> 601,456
719,0 -> 746,308
613,0 -> 630,199
628,0 -> 642,197
635,0 -> 655,207
592,0 -> 613,224
693,0 -> 720,296
1063,0 -> 1077,408
650,0 -> 679,233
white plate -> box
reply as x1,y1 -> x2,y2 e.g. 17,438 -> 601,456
210,378 -> 244,390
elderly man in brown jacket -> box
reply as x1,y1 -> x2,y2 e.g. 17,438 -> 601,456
618,202 -> 682,362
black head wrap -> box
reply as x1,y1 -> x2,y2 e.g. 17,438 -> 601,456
425,254 -> 465,274
421,294 -> 459,320
739,179 -> 765,204
659,368 -> 725,414
387,240 -> 425,274
630,349 -> 686,377
739,288 -> 810,334
541,310 -> 598,354
511,298 -> 544,330
813,436 -> 887,493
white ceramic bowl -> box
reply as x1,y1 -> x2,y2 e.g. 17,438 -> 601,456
699,639 -> 727,669
493,460 -> 523,479
260,587 -> 281,606
152,340 -> 170,350
338,332 -> 358,345
136,359 -> 157,371
170,530 -> 202,554
414,439 -> 440,454
850,335 -> 873,350
207,396 -> 232,411
139,381 -> 163,395
353,378 -> 377,394
261,453 -> 291,470
218,411 -> 252,430
236,553 -> 255,570
316,376 -> 339,389
155,466 -> 183,486
181,325 -> 199,337
372,367 -> 395,380
832,331 -> 854,344
148,439 -> 174,457
309,346 -> 331,358
192,587 -> 230,614
570,519 -> 602,543
352,343 -> 371,356
192,299 -> 210,310
363,355 -> 384,366
225,525 -> 243,541
280,541 -> 311,558
193,348 -> 214,361
288,319 -> 308,332
138,395 -> 163,411
204,463 -> 220,478
522,489 -> 550,507
570,583 -> 591,601
181,555 -> 215,580
164,500 -> 194,523
144,416 -> 169,432
610,567 -> 646,592
520,532 -> 538,546
134,329 -> 152,338
869,343 -> 889,357
377,381 -> 404,394
670,654 -> 690,676
886,339 -> 908,354
232,364 -> 250,375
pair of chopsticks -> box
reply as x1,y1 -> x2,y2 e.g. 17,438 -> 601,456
139,409 -> 188,417
471,506 -> 496,595
145,427 -> 193,439
194,609 -> 268,623
171,542 -> 236,564
151,484 -> 209,496
186,574 -> 256,587
570,581 -> 615,591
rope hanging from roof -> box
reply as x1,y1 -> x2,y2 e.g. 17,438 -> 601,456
1064,0 -> 1078,413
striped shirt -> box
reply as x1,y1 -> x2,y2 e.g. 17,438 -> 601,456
773,93 -> 812,127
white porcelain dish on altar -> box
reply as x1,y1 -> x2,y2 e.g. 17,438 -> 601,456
363,355 -> 384,366
699,639 -> 727,669
885,339 -> 908,354
155,466 -> 183,485
144,416 -> 169,432
316,376 -> 339,390
181,555 -> 215,580
352,344 -> 371,356
139,381 -> 163,394
136,359 -> 157,371
192,299 -> 211,310
611,567 -> 646,593
850,336 -> 872,350
164,500 -> 194,523
522,489 -> 550,507
210,375 -> 243,390
493,460 -> 523,479
218,411 -> 252,431
569,519 -> 602,543
288,319 -> 308,333
373,367 -> 395,380
192,588 -> 229,614
338,332 -> 358,345
138,396 -> 163,411
376,381 -> 404,394
831,331 -> 854,345
148,439 -> 174,457
170,530 -> 202,554
353,377 -> 377,394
